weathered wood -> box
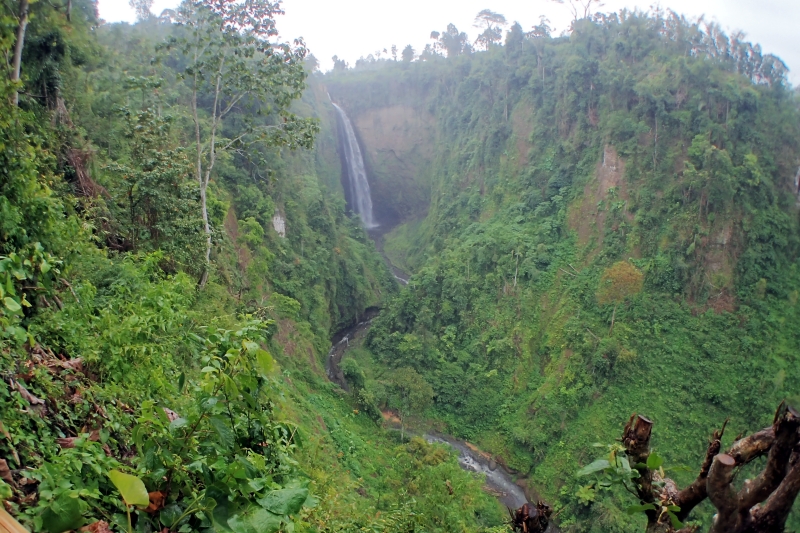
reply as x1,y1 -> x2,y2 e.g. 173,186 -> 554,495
623,414 -> 653,461
616,404 -> 799,533
750,451 -> 800,531
726,427 -> 774,465
738,407 -> 799,510
0,508 -> 29,533
708,454 -> 738,533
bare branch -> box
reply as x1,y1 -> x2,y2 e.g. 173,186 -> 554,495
218,92 -> 246,121
726,427 -> 774,464
674,420 -> 727,521
738,405 -> 799,510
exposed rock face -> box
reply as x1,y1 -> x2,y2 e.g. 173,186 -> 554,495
272,214 -> 286,238
350,105 -> 435,227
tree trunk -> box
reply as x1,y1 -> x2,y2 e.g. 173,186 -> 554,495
196,57 -> 225,289
191,76 -> 211,289
199,183 -> 211,288
609,303 -> 617,335
11,0 -> 30,106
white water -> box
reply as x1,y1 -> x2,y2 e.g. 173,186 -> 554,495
332,103 -> 378,229
424,434 -> 528,509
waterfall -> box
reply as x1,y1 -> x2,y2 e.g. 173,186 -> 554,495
332,103 -> 378,229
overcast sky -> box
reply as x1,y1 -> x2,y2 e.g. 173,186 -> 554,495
99,0 -> 798,85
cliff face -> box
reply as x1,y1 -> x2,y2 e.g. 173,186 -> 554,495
351,105 -> 435,227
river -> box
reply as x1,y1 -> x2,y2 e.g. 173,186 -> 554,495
325,314 -> 530,510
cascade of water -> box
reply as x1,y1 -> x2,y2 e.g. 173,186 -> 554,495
332,103 -> 378,229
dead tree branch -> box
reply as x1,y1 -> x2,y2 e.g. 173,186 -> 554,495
618,404 -> 799,533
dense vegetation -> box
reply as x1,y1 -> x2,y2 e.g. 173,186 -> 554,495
324,9 -> 800,533
0,1 -> 508,532
2,1 -> 799,532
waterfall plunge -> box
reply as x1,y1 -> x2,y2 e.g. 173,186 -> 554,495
332,103 -> 378,229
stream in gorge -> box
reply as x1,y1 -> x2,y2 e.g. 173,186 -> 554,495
329,100 -> 535,512
325,315 -> 530,510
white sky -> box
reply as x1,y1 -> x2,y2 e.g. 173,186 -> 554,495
98,0 -> 799,85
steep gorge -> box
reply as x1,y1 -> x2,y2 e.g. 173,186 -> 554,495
319,14 -> 800,532
2,4 -> 800,533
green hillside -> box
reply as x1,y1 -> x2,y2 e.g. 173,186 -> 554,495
326,11 -> 800,533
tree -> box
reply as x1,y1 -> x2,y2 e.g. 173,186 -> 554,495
596,261 -> 643,334
305,53 -> 319,72
578,404 -> 800,533
434,24 -> 472,57
388,367 -> 433,440
106,105 -> 203,268
550,0 -> 604,23
129,0 -> 153,20
172,0 -> 317,287
331,54 -> 348,71
390,44 -> 397,61
9,0 -> 33,106
473,9 -> 506,50
401,44 -> 414,63
340,357 -> 366,390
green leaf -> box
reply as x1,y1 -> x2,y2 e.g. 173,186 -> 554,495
210,415 -> 235,448
0,480 -> 12,500
255,349 -> 274,377
41,493 -> 84,533
577,459 -> 610,477
3,297 -> 21,313
160,503 -> 184,529
619,454 -> 632,474
108,469 -> 149,507
242,340 -> 259,354
226,506 -> 282,533
301,494 -> 319,510
169,417 -> 188,432
668,511 -> 684,529
647,452 -> 664,470
625,503 -> 656,515
257,488 -> 309,516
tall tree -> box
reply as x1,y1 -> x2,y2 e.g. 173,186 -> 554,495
550,0 -> 604,23
331,54 -> 348,71
172,0 -> 317,287
9,0 -> 32,106
473,9 -> 506,50
401,44 -> 414,63
388,367 -> 433,440
437,23 -> 471,57
129,0 -> 153,20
